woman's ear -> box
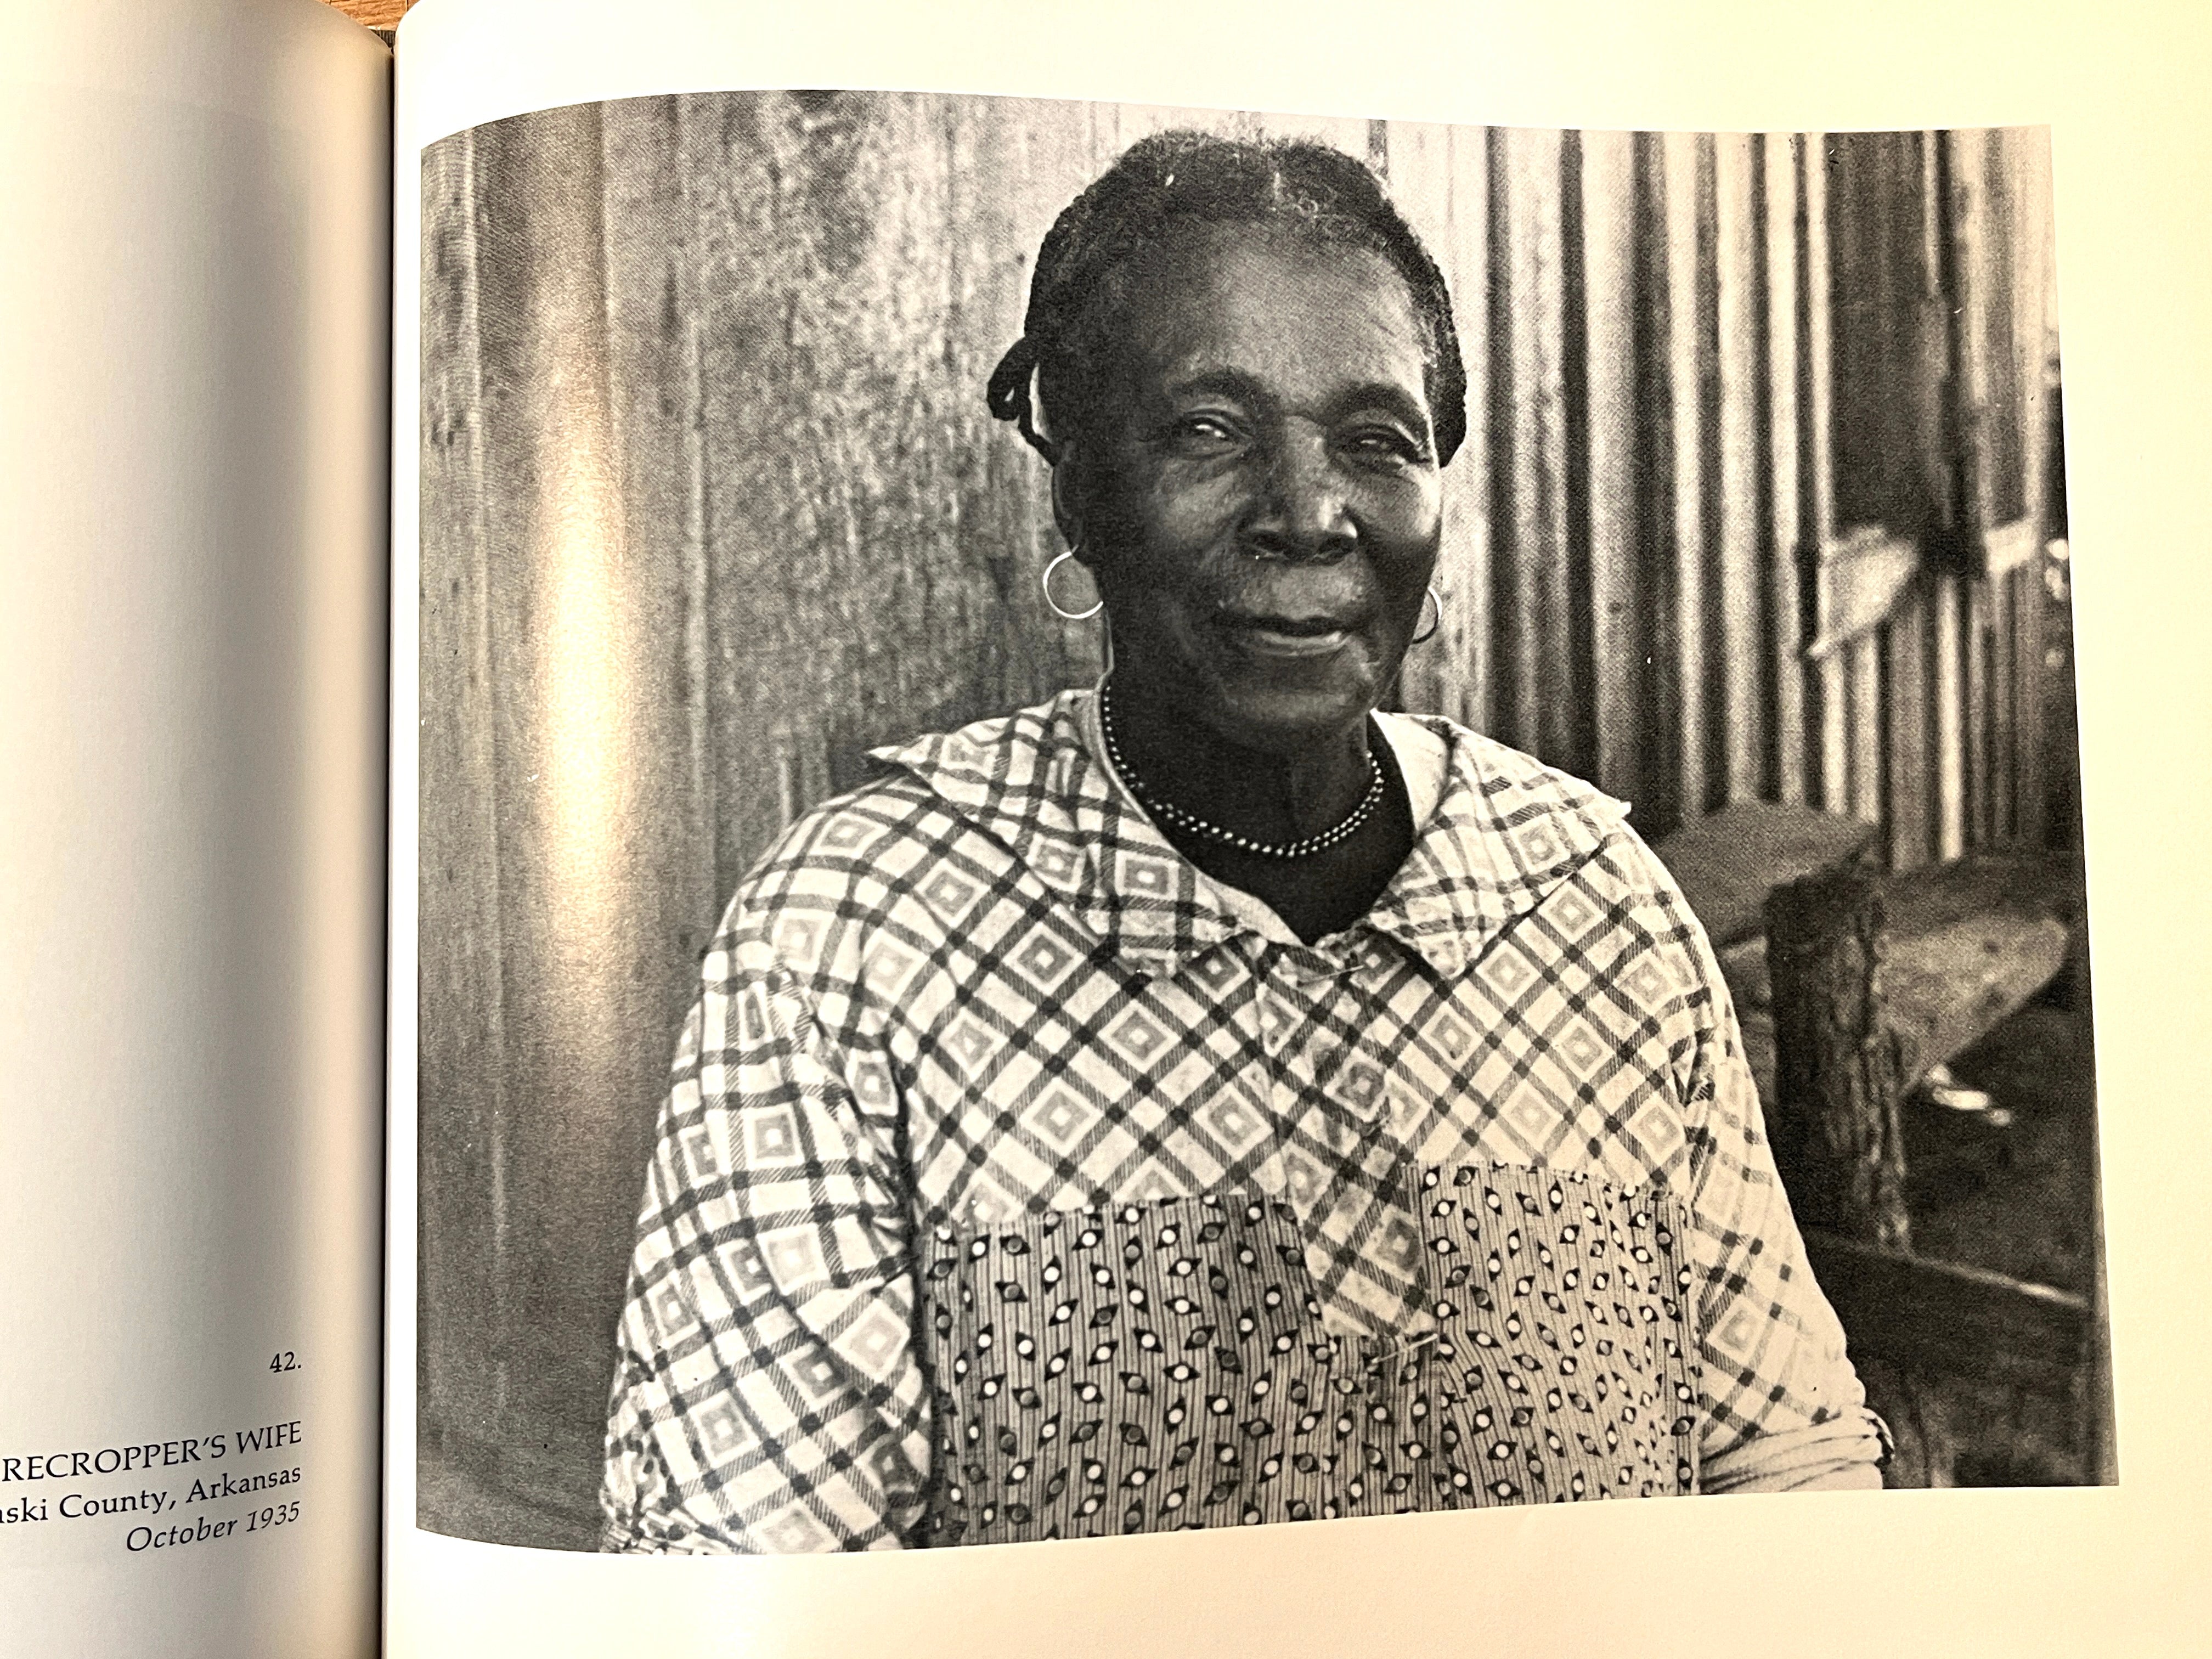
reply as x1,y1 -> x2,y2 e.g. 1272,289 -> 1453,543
1049,452 -> 1092,566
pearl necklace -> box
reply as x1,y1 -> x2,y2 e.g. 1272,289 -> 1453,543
1097,682 -> 1387,860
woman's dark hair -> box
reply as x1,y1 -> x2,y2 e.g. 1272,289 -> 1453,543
986,129 -> 1468,469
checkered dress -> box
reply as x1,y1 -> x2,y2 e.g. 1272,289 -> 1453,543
601,691 -> 1882,1552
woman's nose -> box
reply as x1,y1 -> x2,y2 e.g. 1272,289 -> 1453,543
1242,426 -> 1356,562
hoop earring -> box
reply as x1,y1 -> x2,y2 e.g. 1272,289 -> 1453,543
1042,547 -> 1104,621
1412,584 -> 1443,645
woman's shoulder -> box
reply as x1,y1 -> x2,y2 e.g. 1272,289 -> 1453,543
1385,711 -> 1691,905
862,690 -> 1087,799
1384,710 -> 1627,827
716,690 -> 1090,930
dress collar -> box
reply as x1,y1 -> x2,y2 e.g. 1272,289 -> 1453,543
868,690 -> 1628,979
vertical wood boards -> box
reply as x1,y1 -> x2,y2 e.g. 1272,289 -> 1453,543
1849,633 -> 1884,825
1947,129 -> 2003,534
1992,566 -> 2021,840
1805,134 -> 1848,818
1967,577 -> 1993,848
1886,591 -> 1933,869
460,104 -> 634,1506
2013,561 -> 2049,849
1939,128 -> 1990,861
1810,123 -> 2061,858
991,102 -> 1109,707
1820,652 -> 1852,822
2004,128 -> 2056,849
1661,131 -> 1709,821
1387,120 -> 1491,735
1933,571 -> 1967,859
1496,126 -> 1577,770
684,91 -> 1097,900
1444,121 -> 1494,740
945,96 -> 1106,700
1579,129 -> 1640,805
1803,136 -> 1838,552
1827,131 -> 1944,544
416,127 -> 510,1446
1765,134 -> 1809,807
1714,133 -> 1763,806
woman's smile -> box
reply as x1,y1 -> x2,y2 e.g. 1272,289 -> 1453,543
1212,601 -> 1368,659
1221,617 -> 1354,658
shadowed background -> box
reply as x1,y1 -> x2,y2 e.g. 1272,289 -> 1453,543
417,93 -> 2068,1544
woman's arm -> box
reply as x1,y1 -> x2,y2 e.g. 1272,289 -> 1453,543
601,923 -> 929,1552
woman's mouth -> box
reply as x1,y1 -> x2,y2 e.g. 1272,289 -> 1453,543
1221,614 -> 1353,659
1217,611 -> 1357,657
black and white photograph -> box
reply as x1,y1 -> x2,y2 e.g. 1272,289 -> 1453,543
415,92 -> 2104,1554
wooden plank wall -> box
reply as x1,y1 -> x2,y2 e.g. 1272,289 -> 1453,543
417,95 -> 2063,1532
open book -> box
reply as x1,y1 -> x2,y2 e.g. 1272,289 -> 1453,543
6,0 -> 2207,1653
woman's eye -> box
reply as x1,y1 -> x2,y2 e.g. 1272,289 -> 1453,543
1344,427 -> 1428,466
1169,413 -> 1242,448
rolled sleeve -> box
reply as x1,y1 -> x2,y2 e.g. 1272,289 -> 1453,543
1657,878 -> 1888,1495
600,921 -> 929,1552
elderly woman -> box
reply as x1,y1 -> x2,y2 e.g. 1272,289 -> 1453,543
601,130 -> 1885,1554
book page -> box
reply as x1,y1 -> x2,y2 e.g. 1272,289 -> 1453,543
0,3 -> 390,1656
390,0 -> 2207,1654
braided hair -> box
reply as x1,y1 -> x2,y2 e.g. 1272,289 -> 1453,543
986,129 -> 1467,471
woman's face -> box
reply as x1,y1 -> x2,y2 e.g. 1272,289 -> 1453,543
1070,224 -> 1444,755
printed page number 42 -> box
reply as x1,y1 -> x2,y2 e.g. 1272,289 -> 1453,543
269,1351 -> 301,1374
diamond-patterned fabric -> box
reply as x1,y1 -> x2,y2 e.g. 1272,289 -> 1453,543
600,690 -> 1881,1553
